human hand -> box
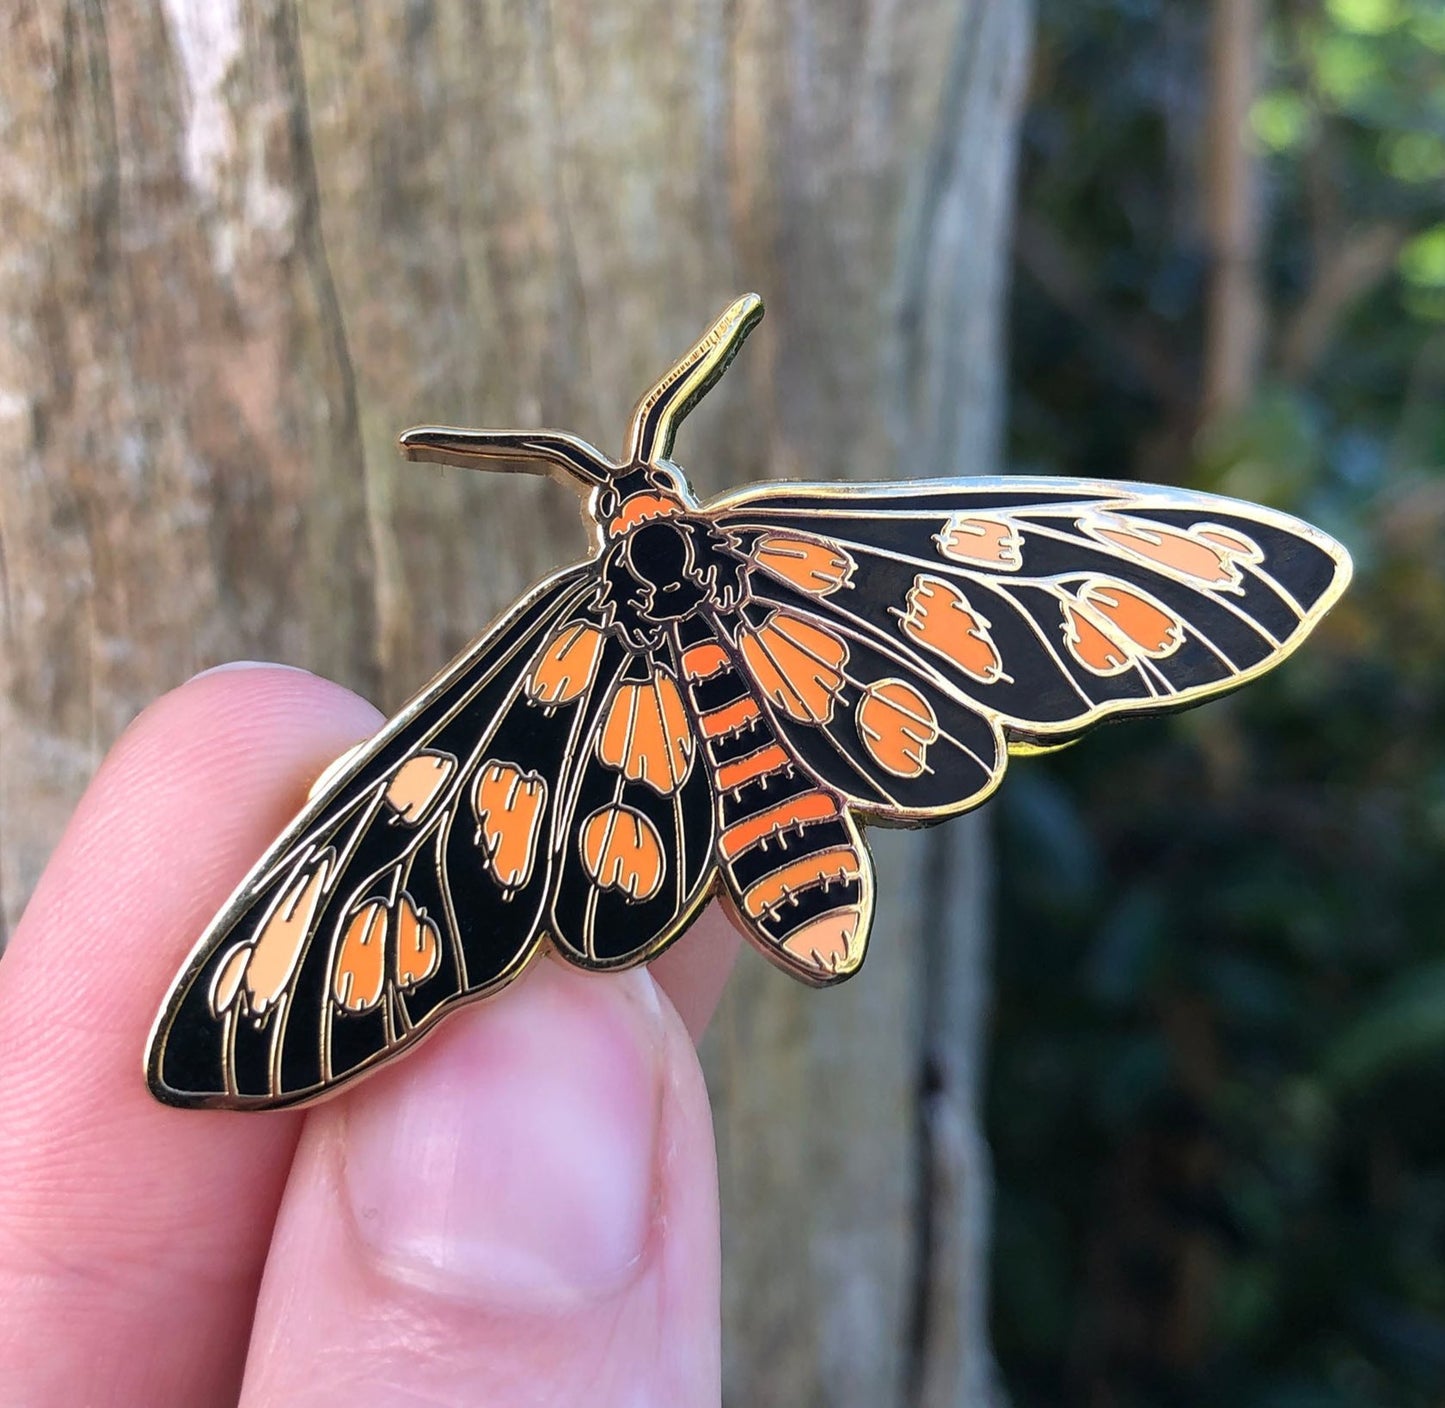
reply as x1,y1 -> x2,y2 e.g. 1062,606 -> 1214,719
0,665 -> 739,1405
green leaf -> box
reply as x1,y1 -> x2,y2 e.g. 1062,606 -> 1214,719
1382,131 -> 1445,183
1327,0 -> 1405,34
1399,225 -> 1445,286
1312,34 -> 1387,106
1251,91 -> 1313,151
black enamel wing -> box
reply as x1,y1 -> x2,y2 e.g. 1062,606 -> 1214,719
148,295 -> 1351,1109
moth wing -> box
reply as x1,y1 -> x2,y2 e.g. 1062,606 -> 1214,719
546,633 -> 718,969
709,477 -> 1349,821
148,565 -> 614,1109
712,590 -> 1005,823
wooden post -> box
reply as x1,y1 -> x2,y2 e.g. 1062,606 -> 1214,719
0,1 -> 1031,1398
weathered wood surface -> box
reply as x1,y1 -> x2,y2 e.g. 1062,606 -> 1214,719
0,1 -> 1030,1400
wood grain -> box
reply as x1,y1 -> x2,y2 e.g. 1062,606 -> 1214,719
0,1 -> 1030,1399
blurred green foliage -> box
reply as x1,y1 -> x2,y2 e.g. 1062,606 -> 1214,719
991,1 -> 1445,1404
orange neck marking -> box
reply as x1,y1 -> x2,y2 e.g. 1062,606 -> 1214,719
607,493 -> 682,537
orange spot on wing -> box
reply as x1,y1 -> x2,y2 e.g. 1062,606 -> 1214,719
597,673 -> 694,793
935,515 -> 1023,569
332,892 -> 441,1013
527,622 -> 605,706
716,742 -> 792,791
681,642 -> 730,681
1082,582 -> 1182,657
235,860 -> 331,1016
739,612 -> 849,724
897,575 -> 1005,684
742,846 -> 863,918
1085,515 -> 1263,588
383,751 -> 456,823
580,805 -> 665,900
1195,524 -> 1264,562
856,679 -> 940,779
472,761 -> 547,891
752,534 -> 856,595
209,943 -> 252,1018
392,895 -> 441,991
1061,604 -> 1131,675
719,791 -> 840,859
333,900 -> 388,1013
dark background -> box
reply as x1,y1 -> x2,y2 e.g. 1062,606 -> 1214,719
992,1 -> 1445,1404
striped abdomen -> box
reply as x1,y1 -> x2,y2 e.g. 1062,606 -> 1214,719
674,616 -> 871,981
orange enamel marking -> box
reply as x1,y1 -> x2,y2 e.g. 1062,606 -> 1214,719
383,751 -> 456,823
739,612 -> 849,724
681,642 -> 730,681
752,534 -> 856,595
716,742 -> 792,791
1195,524 -> 1263,561
935,514 -> 1023,569
782,909 -> 862,975
607,493 -> 682,538
742,846 -> 862,918
1083,582 -> 1182,657
856,679 -> 940,779
580,805 -> 665,900
898,575 -> 1005,684
236,860 -> 331,1016
1086,514 -> 1263,588
1094,521 -> 1230,583
473,761 -> 547,891
333,900 -> 388,1013
597,673 -> 693,793
719,790 -> 839,859
700,695 -> 760,738
526,622 -> 605,706
392,895 -> 441,991
1062,604 -> 1131,675
209,944 -> 251,1017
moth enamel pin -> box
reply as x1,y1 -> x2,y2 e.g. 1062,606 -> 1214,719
147,294 -> 1351,1109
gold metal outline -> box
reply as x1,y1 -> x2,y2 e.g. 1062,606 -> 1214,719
147,291 -> 1353,1107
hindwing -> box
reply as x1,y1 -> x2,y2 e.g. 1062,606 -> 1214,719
548,635 -> 718,968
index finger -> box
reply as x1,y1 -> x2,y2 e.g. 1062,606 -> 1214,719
0,666 -> 382,1407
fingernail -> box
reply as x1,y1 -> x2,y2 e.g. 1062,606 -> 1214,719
189,660 -> 311,680
342,960 -> 666,1306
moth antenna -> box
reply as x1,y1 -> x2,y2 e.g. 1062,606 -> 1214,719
623,293 -> 764,467
396,427 -> 616,490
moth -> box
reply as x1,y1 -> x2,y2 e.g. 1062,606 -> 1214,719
147,294 -> 1351,1109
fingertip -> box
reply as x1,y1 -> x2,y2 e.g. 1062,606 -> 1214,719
131,661 -> 381,767
242,960 -> 721,1404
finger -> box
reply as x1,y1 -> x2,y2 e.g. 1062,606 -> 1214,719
649,900 -> 741,1041
0,665 -> 382,1407
240,959 -> 719,1407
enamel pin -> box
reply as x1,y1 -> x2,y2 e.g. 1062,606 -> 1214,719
147,295 -> 1351,1109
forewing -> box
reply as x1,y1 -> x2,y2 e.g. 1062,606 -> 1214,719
148,565 -> 612,1109
709,476 -> 1349,821
547,633 -> 717,968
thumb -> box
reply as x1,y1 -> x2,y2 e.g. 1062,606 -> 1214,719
239,958 -> 719,1407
